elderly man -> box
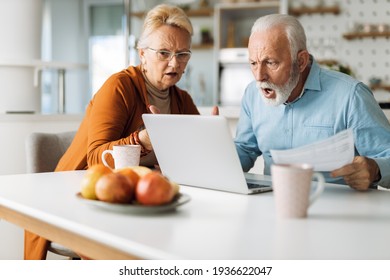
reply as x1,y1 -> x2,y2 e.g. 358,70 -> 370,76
235,14 -> 390,191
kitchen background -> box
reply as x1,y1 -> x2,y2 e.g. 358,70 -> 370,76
44,0 -> 390,111
2,0 -> 390,115
1,0 -> 390,260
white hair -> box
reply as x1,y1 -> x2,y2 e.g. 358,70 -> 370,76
251,14 -> 307,61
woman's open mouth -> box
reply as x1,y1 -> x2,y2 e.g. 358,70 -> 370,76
165,72 -> 178,78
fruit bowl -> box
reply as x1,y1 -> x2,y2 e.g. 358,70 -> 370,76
76,192 -> 190,214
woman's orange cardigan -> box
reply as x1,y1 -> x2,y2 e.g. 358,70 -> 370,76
24,65 -> 199,260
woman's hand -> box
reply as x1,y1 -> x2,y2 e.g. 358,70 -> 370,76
149,105 -> 161,114
138,105 -> 161,151
138,129 -> 152,151
212,106 -> 219,115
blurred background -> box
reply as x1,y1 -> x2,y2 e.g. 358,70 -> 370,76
2,0 -> 390,115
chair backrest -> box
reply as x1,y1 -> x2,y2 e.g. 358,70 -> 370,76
25,131 -> 76,173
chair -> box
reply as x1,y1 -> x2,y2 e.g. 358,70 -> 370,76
25,131 -> 80,259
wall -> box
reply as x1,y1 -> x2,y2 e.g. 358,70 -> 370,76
293,0 -> 390,102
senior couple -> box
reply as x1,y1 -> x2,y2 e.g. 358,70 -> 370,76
26,4 -> 390,259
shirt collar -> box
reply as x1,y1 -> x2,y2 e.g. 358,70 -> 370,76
284,87 -> 305,105
303,55 -> 321,92
283,55 -> 320,105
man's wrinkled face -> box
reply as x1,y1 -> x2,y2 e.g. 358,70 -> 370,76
248,27 -> 300,106
256,61 -> 300,106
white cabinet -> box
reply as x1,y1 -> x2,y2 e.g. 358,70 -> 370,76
213,1 -> 283,106
0,0 -> 43,114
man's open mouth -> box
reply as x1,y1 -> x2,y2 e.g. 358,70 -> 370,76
262,87 -> 275,98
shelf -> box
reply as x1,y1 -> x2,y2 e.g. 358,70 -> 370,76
217,2 -> 280,49
343,31 -> 390,40
371,85 -> 390,91
288,5 -> 340,16
379,103 -> 390,109
192,43 -> 213,50
317,59 -> 339,65
185,7 -> 214,17
131,7 -> 213,18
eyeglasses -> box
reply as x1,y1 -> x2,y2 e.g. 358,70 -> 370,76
146,47 -> 192,63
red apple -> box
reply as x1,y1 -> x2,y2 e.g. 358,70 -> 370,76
135,171 -> 176,206
95,173 -> 135,203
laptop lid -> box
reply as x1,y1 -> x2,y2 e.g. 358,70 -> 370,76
142,114 -> 272,194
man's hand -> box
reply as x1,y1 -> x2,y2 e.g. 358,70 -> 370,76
330,156 -> 380,191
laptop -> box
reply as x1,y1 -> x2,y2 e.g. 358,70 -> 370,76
142,114 -> 272,194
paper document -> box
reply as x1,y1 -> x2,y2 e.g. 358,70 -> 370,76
270,129 -> 355,171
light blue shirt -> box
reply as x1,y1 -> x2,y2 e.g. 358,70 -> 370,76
235,59 -> 390,187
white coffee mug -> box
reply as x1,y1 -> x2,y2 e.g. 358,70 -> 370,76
101,145 -> 141,169
271,163 -> 325,219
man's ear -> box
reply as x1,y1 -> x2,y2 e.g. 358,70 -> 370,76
297,50 -> 310,72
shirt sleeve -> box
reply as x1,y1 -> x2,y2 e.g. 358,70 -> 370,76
349,82 -> 390,188
86,73 -> 139,166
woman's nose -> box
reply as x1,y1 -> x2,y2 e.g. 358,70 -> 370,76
168,55 -> 180,67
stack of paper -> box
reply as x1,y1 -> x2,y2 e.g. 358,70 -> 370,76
270,129 -> 355,171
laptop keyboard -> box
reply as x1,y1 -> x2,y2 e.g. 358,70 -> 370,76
247,182 -> 271,189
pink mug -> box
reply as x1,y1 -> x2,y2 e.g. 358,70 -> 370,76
271,163 -> 325,219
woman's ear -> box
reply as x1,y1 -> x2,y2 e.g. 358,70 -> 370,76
138,48 -> 146,65
297,50 -> 310,72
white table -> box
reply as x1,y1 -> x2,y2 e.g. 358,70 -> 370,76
0,171 -> 390,259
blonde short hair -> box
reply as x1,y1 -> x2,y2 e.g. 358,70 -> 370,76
137,4 -> 193,49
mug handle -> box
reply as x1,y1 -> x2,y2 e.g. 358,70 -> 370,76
309,172 -> 325,205
101,150 -> 113,168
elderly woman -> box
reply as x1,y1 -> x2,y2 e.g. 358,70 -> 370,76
25,4 -> 201,260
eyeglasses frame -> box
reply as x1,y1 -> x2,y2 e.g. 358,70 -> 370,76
146,47 -> 192,62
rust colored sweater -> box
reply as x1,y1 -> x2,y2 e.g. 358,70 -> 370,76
24,65 -> 199,260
